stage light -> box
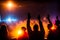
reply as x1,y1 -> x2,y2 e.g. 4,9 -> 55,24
6,1 -> 15,10
7,17 -> 12,22
3,1 -> 16,10
2,1 -> 22,11
18,30 -> 23,35
0,20 -> 1,22
0,17 -> 1,22
0,19 -> 1,22
7,2 -> 13,9
4,17 -> 17,23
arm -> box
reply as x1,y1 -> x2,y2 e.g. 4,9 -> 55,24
47,15 -> 52,26
37,15 -> 45,33
27,13 -> 32,34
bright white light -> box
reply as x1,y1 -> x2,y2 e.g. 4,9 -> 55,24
7,2 -> 13,8
4,17 -> 17,23
7,18 -> 12,22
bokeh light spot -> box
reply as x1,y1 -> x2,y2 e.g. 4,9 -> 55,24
18,30 -> 23,35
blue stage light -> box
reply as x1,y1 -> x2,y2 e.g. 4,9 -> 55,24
4,17 -> 18,23
0,19 -> 1,22
7,17 -> 12,22
0,16 -> 1,22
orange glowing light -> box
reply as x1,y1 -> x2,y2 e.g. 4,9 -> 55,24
2,1 -> 22,11
9,29 -> 24,39
7,2 -> 13,8
51,27 -> 55,30
6,1 -> 15,10
2,1 -> 17,11
18,30 -> 23,35
51,25 -> 57,31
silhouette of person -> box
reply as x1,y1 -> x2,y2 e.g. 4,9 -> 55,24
55,16 -> 60,28
18,27 -> 28,40
55,16 -> 60,40
37,15 -> 45,40
0,24 -> 8,40
27,13 -> 45,40
47,15 -> 57,40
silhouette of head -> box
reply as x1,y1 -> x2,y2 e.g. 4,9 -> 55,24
33,24 -> 38,31
56,16 -> 58,20
1,25 -> 7,31
47,14 -> 50,19
48,24 -> 52,30
21,27 -> 26,31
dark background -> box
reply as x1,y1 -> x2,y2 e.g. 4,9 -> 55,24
0,0 -> 60,20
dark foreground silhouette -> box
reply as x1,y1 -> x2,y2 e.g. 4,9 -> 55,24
0,23 -> 8,40
27,13 -> 45,40
47,15 -> 57,40
0,13 -> 60,40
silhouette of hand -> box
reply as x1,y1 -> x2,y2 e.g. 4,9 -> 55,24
37,15 -> 40,20
56,16 -> 58,19
47,14 -> 50,19
28,13 -> 31,19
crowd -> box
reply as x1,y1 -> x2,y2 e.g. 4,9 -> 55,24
0,13 -> 60,40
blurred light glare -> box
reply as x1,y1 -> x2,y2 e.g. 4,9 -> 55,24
7,2 -> 13,8
0,16 -> 1,22
18,30 -> 23,35
2,1 -> 22,11
3,1 -> 16,10
0,19 -> 1,22
51,25 -> 57,31
4,17 -> 17,23
51,27 -> 55,30
6,1 -> 14,10
7,18 -> 12,22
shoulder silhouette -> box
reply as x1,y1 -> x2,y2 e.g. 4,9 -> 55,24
0,23 -> 8,40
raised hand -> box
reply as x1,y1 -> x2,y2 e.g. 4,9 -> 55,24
28,13 -> 31,20
37,15 -> 41,20
56,16 -> 58,19
47,14 -> 50,19
27,12 -> 32,36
